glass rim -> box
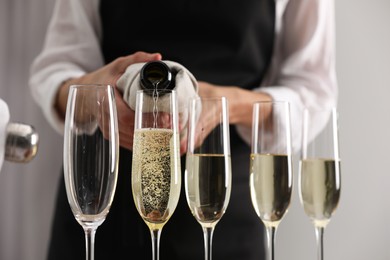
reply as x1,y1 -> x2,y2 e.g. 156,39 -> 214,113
253,100 -> 289,105
136,89 -> 176,94
190,96 -> 227,101
303,106 -> 338,113
69,84 -> 113,89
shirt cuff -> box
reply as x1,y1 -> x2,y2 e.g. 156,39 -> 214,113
30,68 -> 85,136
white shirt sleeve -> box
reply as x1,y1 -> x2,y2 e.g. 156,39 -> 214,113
236,0 -> 338,153
0,98 -> 10,170
29,0 -> 103,135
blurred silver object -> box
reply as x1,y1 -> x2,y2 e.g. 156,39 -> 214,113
5,122 -> 39,163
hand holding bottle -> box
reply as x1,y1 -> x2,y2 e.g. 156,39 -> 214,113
117,60 -> 198,129
55,52 -> 162,151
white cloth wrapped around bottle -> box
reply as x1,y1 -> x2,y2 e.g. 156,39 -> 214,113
116,60 -> 199,123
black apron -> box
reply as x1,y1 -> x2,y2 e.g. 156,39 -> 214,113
48,0 -> 275,259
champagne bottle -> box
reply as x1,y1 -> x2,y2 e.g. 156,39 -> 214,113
140,61 -> 176,93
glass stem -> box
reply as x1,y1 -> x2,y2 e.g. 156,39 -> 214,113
315,226 -> 325,260
265,226 -> 276,260
84,227 -> 97,260
150,228 -> 162,260
202,227 -> 215,260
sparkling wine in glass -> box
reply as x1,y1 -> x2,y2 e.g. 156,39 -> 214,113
63,84 -> 119,260
131,89 -> 181,260
249,101 -> 293,260
185,97 -> 232,260
299,107 -> 341,260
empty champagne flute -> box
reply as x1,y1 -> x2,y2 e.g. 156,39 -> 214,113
299,107 -> 341,260
249,101 -> 293,260
63,84 -> 119,260
184,97 -> 232,260
131,89 -> 181,260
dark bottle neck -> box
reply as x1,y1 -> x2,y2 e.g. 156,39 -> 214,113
140,61 -> 176,92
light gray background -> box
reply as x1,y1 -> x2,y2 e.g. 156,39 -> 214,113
0,0 -> 389,259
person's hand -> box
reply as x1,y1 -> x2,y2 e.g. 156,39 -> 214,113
180,98 -> 223,155
56,51 -> 162,150
197,81 -> 272,127
179,81 -> 273,153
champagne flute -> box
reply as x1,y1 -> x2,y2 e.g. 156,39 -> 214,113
184,97 -> 232,260
63,84 -> 119,260
131,89 -> 181,260
299,107 -> 341,260
249,101 -> 293,260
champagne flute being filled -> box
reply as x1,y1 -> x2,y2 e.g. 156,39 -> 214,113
185,96 -> 232,260
131,89 -> 182,260
299,108 -> 341,260
63,84 -> 120,260
249,101 -> 293,260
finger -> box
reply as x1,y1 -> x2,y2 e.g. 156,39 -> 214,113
119,132 -> 133,151
180,137 -> 187,155
129,51 -> 162,64
114,89 -> 131,111
112,52 -> 162,74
